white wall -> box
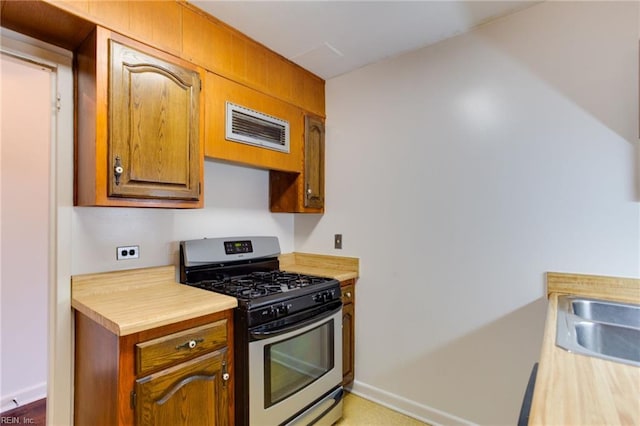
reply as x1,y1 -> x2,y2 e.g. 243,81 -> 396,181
71,160 -> 295,276
0,54 -> 51,410
295,2 -> 640,425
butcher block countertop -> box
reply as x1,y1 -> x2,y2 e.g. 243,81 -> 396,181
529,272 -> 640,425
279,252 -> 359,281
71,265 -> 237,336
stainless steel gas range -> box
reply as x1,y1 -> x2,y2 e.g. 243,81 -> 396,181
179,236 -> 343,426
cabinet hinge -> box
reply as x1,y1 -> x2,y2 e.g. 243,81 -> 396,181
56,94 -> 61,112
199,80 -> 202,92
130,390 -> 137,409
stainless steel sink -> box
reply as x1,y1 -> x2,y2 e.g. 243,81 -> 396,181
556,296 -> 640,367
571,298 -> 640,328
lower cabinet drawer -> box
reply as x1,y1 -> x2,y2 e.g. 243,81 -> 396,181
136,320 -> 227,375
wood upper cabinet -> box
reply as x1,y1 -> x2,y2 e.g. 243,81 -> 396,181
303,115 -> 325,209
269,115 -> 325,213
204,71 -> 303,172
76,26 -> 204,208
74,310 -> 233,426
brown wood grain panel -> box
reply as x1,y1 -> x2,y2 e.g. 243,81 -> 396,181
246,40 -> 269,90
204,71 -> 304,172
74,307 -> 234,426
267,56 -> 293,102
182,7 -> 222,72
52,0 -> 89,14
302,74 -> 326,117
74,311 -> 119,426
270,171 -> 301,212
341,279 -> 355,386
129,1 -> 183,56
136,320 -> 227,376
304,115 -> 325,208
546,272 -> 640,303
135,349 -> 228,426
341,299 -> 355,386
8,0 -> 324,117
1,0 -> 94,51
87,0 -> 130,34
75,28 -> 204,208
108,37 -> 200,200
0,399 -> 46,426
75,26 -> 101,207
270,115 -> 324,212
180,2 -> 325,116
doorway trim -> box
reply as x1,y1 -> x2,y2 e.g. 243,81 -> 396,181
1,28 -> 74,426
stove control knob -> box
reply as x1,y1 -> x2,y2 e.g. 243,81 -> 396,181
277,305 -> 289,316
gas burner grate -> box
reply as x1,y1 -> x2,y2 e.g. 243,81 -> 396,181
191,270 -> 334,300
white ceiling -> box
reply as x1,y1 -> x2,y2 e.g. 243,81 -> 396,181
190,1 -> 539,80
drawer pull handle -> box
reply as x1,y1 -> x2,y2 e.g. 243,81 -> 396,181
345,292 -> 352,298
176,338 -> 204,350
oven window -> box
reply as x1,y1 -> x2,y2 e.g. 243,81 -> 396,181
264,320 -> 335,407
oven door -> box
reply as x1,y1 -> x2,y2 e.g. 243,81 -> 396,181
249,303 -> 343,426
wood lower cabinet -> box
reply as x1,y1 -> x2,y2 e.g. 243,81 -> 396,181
76,26 -> 204,208
270,115 -> 325,213
74,310 -> 233,425
135,350 -> 229,426
341,279 -> 356,386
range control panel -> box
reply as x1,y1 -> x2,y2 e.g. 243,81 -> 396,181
224,240 -> 253,255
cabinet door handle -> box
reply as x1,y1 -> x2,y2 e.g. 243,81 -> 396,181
345,292 -> 352,298
114,156 -> 124,186
222,360 -> 230,384
175,338 -> 204,350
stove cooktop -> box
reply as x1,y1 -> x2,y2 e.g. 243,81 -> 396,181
190,271 -> 336,301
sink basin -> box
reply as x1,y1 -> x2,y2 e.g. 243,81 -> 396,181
574,322 -> 640,363
571,298 -> 640,328
556,296 -> 640,367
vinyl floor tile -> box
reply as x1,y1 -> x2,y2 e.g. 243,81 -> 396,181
335,392 -> 429,425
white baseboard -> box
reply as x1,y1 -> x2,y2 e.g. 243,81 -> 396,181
349,380 -> 476,426
0,382 -> 46,413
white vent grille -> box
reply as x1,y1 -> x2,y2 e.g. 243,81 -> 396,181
225,102 -> 290,153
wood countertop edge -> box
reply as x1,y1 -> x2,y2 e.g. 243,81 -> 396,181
72,289 -> 238,336
546,271 -> 640,303
279,252 -> 359,281
71,266 -> 238,336
530,272 -> 640,425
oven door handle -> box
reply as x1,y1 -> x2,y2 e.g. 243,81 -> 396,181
250,304 -> 342,340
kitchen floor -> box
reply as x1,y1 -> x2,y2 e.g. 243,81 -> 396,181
336,392 -> 429,425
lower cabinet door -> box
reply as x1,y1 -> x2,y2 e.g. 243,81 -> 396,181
135,349 -> 229,426
342,303 -> 355,386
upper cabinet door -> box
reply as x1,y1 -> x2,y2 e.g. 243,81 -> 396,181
76,27 -> 204,208
269,114 -> 325,213
304,115 -> 325,209
109,39 -> 201,201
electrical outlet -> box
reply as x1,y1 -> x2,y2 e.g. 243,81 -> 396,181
334,234 -> 342,250
117,245 -> 139,260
